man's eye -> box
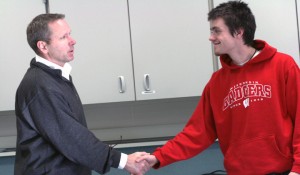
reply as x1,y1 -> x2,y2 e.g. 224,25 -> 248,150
60,33 -> 71,40
211,29 -> 221,35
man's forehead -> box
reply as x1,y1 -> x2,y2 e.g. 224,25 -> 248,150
48,20 -> 71,34
210,18 -> 226,29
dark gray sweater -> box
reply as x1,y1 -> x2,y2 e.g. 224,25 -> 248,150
14,58 -> 121,175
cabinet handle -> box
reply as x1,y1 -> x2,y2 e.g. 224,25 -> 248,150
118,76 -> 126,93
143,74 -> 151,91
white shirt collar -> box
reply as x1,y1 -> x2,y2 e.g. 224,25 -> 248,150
35,55 -> 72,80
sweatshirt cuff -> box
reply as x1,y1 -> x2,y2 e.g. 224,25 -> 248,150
118,153 -> 128,169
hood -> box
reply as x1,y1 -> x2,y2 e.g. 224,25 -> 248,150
220,40 -> 277,70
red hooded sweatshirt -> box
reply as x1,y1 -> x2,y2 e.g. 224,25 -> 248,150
153,40 -> 300,174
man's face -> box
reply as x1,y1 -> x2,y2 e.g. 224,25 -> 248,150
209,18 -> 238,56
45,19 -> 76,67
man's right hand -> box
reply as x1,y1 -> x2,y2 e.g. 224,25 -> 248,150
135,154 -> 158,168
124,152 -> 151,175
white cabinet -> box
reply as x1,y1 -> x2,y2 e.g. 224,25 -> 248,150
129,0 -> 213,100
50,0 -> 136,104
50,0 -> 213,104
213,0 -> 300,66
0,0 -> 46,111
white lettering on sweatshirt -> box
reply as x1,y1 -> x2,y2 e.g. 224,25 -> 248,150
223,81 -> 271,111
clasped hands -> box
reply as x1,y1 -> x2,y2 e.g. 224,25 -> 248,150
124,152 -> 157,175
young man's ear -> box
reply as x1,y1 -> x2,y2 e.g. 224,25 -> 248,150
234,28 -> 244,38
37,41 -> 48,54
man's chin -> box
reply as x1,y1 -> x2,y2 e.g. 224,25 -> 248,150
67,56 -> 74,62
214,52 -> 221,56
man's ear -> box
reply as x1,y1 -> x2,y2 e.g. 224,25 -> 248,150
37,41 -> 48,54
234,28 -> 244,38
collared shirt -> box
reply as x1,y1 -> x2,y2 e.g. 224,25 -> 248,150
35,55 -> 72,80
35,55 -> 128,169
119,153 -> 127,169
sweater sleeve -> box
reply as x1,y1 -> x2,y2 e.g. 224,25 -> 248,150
288,63 -> 300,173
25,88 -> 121,174
152,83 -> 217,168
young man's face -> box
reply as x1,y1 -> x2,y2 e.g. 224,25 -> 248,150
209,18 -> 239,56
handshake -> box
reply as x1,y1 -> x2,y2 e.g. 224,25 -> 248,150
124,152 -> 158,175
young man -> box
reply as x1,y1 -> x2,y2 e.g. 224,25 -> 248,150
14,13 -> 149,175
137,1 -> 300,175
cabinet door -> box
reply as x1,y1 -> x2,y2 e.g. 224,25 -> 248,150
214,0 -> 300,66
0,1 -> 45,111
129,0 -> 214,100
50,0 -> 136,104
